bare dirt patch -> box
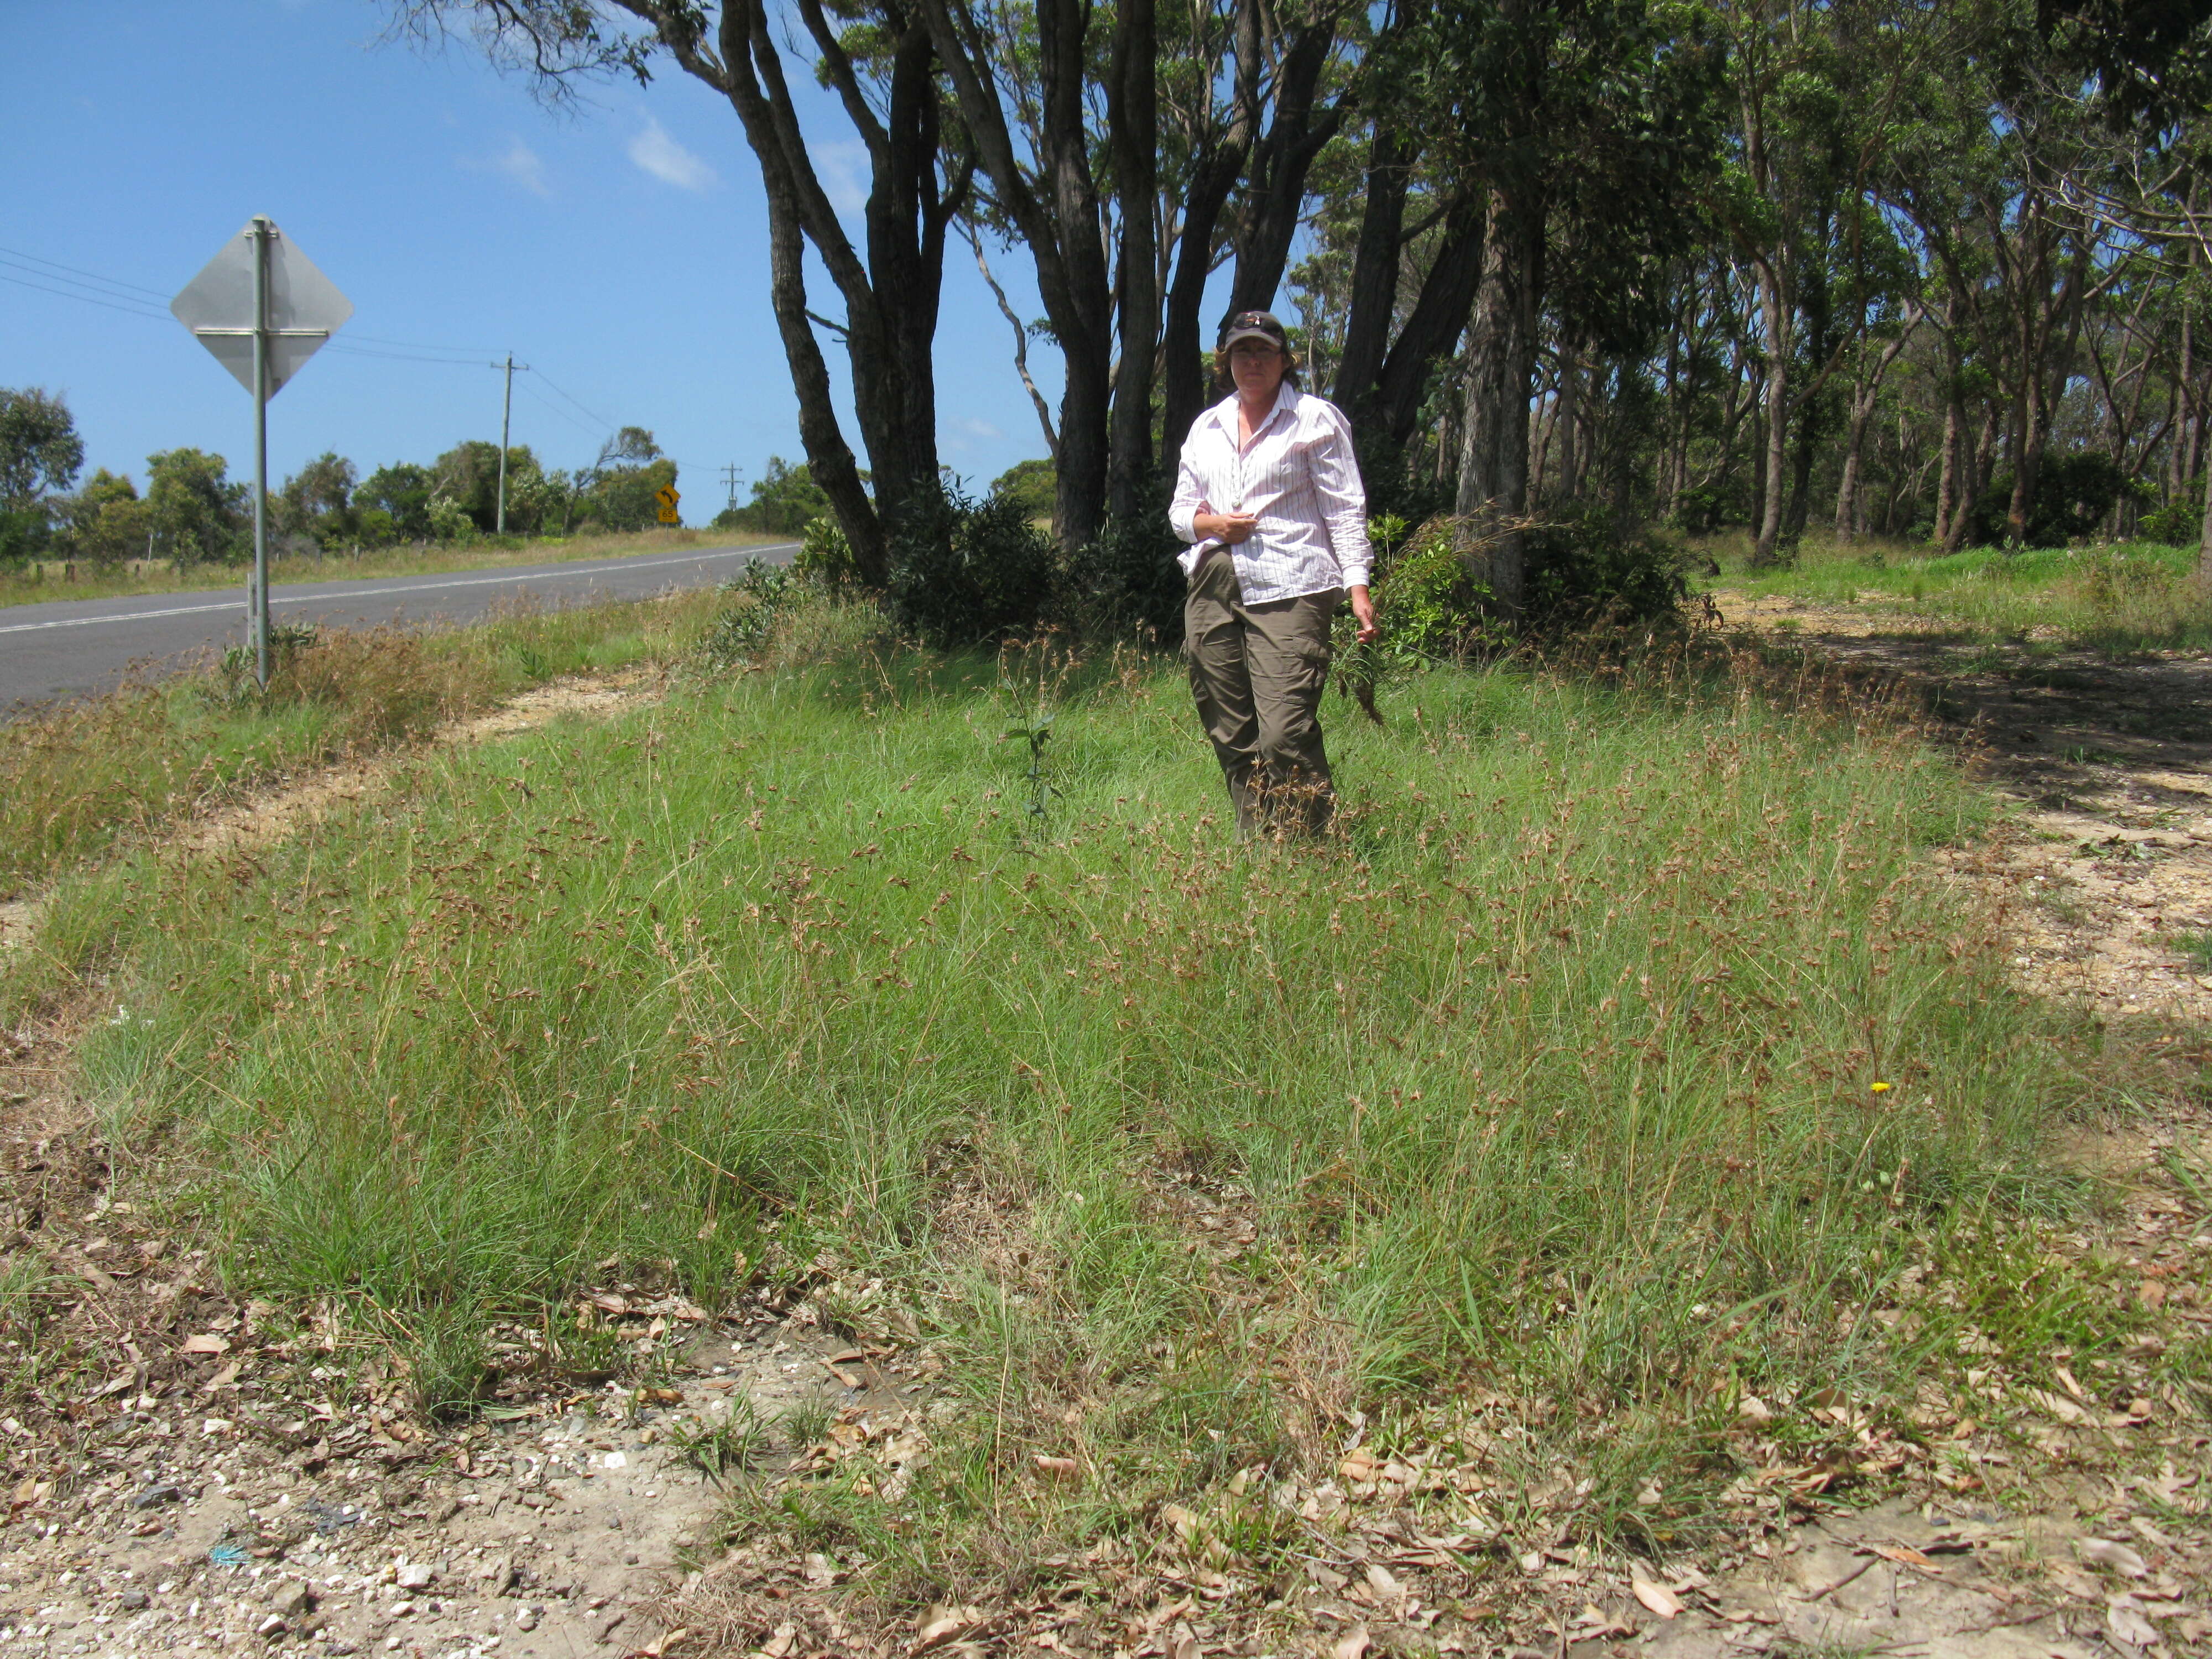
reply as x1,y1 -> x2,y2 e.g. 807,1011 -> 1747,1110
1714,591 -> 2212,1021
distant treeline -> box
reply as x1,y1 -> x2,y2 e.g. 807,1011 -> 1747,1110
0,388 -> 679,567
713,455 -> 1054,536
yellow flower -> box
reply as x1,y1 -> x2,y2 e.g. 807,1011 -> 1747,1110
1870,1081 -> 1892,1094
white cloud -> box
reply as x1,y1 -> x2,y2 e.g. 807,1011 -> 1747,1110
941,416 -> 1004,454
481,137 -> 551,199
629,118 -> 717,191
812,141 -> 869,215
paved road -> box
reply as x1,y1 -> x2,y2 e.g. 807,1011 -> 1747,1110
0,540 -> 799,717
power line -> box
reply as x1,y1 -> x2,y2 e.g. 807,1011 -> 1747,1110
531,368 -> 617,432
347,329 -> 504,353
0,244 -> 171,301
0,269 -> 170,321
2,239 -> 691,472
324,341 -> 488,366
516,379 -> 609,443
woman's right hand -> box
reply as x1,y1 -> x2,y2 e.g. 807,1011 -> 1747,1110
1193,510 -> 1259,545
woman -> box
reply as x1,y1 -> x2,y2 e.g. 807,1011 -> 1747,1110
1168,310 -> 1377,839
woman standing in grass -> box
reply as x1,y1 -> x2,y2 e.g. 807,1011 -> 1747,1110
1169,310 -> 1379,838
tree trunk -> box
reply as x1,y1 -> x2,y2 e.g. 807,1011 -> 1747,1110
1366,188 -> 1487,448
1753,254 -> 1789,566
1455,186 -> 1543,614
1554,346 -> 1580,504
619,0 -> 971,586
1106,0 -> 1158,522
1934,391 -> 1961,550
1332,123 -> 1413,423
1160,142 -> 1248,466
760,157 -> 881,580
921,0 -> 1114,548
1225,22 -> 1344,316
2199,426 -> 2212,586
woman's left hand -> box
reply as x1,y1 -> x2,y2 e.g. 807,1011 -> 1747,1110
1349,585 -> 1378,643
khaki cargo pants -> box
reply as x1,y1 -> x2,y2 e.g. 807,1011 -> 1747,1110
1184,547 -> 1340,838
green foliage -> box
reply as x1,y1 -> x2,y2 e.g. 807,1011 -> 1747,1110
717,455 -> 832,535
1522,505 -> 1694,629
1362,508 -> 1690,661
1967,452 -> 2149,549
792,514 -> 862,589
990,457 -> 1057,520
276,451 -> 358,551
887,483 -> 1056,647
1370,519 -> 1501,660
703,559 -> 802,665
578,445 -> 677,535
54,469 -> 149,568
146,447 -> 249,565
0,508 -> 51,567
0,387 -> 85,511
2138,492 -> 2201,547
1067,474 -> 1186,644
427,495 -> 478,544
358,462 -> 436,544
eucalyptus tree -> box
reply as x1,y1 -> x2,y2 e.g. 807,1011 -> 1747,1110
1415,0 -> 1723,610
386,1 -> 974,585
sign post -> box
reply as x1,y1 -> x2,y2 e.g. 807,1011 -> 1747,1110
656,486 -> 681,526
173,218 -> 352,688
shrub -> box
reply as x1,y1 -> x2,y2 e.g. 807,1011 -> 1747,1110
0,506 -> 50,567
2139,493 -> 2203,547
1065,475 -> 1186,645
702,559 -> 804,666
1672,478 -> 1749,534
792,514 -> 863,591
427,495 -> 476,544
1966,452 -> 2148,548
1370,519 -> 1500,660
886,483 -> 1057,648
1522,506 -> 1694,630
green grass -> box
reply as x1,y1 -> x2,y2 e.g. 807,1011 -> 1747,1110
0,587 -> 729,901
1700,532 -> 2212,654
0,524 -> 786,610
6,599 -> 2156,1606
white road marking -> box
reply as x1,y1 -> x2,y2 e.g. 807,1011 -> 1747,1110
0,544 -> 796,637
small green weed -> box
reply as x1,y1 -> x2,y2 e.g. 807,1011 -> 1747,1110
672,1397 -> 773,1482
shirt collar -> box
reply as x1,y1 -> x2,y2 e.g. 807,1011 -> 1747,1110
1209,380 -> 1301,435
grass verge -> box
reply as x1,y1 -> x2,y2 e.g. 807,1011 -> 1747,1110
0,587 -> 729,901
8,600 -> 2190,1637
1697,531 -> 2212,654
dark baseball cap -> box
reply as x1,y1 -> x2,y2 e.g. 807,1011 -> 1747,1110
1219,310 -> 1288,352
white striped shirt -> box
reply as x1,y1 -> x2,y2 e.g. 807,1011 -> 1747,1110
1168,384 -> 1371,604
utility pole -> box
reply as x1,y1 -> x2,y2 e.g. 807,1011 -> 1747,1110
720,463 -> 742,514
492,354 -> 529,535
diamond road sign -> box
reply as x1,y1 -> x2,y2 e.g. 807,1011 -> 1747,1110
171,218 -> 352,396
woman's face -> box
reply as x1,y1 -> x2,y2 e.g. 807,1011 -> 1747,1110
1228,338 -> 1287,403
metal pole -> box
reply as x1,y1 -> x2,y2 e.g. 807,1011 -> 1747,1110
251,216 -> 272,691
497,353 -> 514,536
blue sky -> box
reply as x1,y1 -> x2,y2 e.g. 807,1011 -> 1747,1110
0,0 -> 1067,523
